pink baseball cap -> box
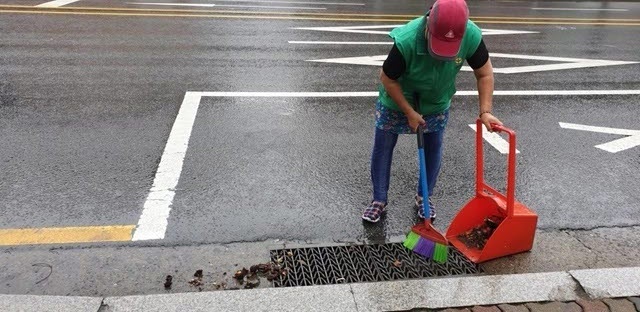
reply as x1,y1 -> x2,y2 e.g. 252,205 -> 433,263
427,0 -> 469,60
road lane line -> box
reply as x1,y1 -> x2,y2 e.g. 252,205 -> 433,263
0,225 -> 134,246
5,4 -> 640,20
210,0 -> 364,5
289,41 -> 392,45
532,8 -> 628,12
3,7 -> 640,24
197,90 -> 640,97
132,92 -> 202,241
469,124 -> 520,154
36,0 -> 81,7
129,2 -> 327,10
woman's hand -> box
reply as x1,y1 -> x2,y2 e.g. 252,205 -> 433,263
408,111 -> 426,132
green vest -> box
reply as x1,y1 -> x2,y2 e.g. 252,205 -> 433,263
378,16 -> 482,115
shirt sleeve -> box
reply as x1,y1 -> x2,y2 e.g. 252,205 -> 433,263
382,43 -> 406,80
466,39 -> 489,69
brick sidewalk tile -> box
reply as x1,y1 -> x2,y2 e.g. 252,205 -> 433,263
440,308 -> 472,312
526,302 -> 582,312
602,298 -> 636,312
577,299 -> 610,312
498,303 -> 531,312
472,306 -> 502,312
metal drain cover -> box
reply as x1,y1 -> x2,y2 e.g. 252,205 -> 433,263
270,243 -> 481,287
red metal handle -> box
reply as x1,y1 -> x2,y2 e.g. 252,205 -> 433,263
475,120 -> 517,217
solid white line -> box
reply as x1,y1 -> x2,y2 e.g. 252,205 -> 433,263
209,0 -> 363,5
289,41 -> 392,45
132,92 -> 202,241
128,2 -> 327,10
469,124 -> 520,154
36,0 -> 81,7
532,7 -> 628,12
491,90 -> 640,95
197,90 -> 640,97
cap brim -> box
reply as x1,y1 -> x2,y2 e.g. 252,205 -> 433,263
428,33 -> 461,61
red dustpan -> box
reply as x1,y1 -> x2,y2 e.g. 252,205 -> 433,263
446,120 -> 538,263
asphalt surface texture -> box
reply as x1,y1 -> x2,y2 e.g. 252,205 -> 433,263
0,0 -> 639,297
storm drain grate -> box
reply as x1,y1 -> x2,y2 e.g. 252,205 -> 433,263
270,243 -> 481,287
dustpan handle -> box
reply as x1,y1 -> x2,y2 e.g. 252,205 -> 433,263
475,119 -> 516,217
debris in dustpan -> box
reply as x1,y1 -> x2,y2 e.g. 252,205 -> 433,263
457,215 -> 503,250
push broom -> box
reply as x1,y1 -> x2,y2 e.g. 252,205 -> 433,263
403,95 -> 449,263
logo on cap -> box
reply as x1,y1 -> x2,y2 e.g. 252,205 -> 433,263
445,30 -> 455,39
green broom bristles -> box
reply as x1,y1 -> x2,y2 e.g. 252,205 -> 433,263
403,230 -> 449,264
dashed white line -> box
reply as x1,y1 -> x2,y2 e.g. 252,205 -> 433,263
36,0 -> 81,7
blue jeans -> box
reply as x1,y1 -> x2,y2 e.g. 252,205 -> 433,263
370,127 -> 444,204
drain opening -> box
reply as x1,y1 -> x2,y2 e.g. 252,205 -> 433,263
270,243 -> 481,287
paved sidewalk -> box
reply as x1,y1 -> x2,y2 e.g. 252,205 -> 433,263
430,298 -> 640,312
1,267 -> 639,312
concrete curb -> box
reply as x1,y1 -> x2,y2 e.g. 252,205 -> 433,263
569,267 -> 640,299
0,294 -> 102,312
1,267 -> 639,312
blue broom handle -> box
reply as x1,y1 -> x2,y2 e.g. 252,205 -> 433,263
414,93 -> 430,219
417,125 -> 430,219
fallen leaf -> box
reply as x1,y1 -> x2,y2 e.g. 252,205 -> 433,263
297,260 -> 306,266
188,278 -> 204,287
233,268 -> 248,280
163,275 -> 173,289
286,251 -> 293,257
392,260 -> 402,268
194,270 -> 203,279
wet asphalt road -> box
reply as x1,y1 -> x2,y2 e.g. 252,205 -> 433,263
0,0 -> 639,296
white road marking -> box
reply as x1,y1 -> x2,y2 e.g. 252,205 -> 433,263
532,7 -> 628,12
293,25 -> 538,36
289,41 -> 392,45
132,92 -> 202,241
207,0 -> 364,5
36,0 -> 81,7
469,124 -> 520,154
128,2 -> 327,10
307,54 -> 639,74
559,122 -> 640,153
197,90 -> 640,97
